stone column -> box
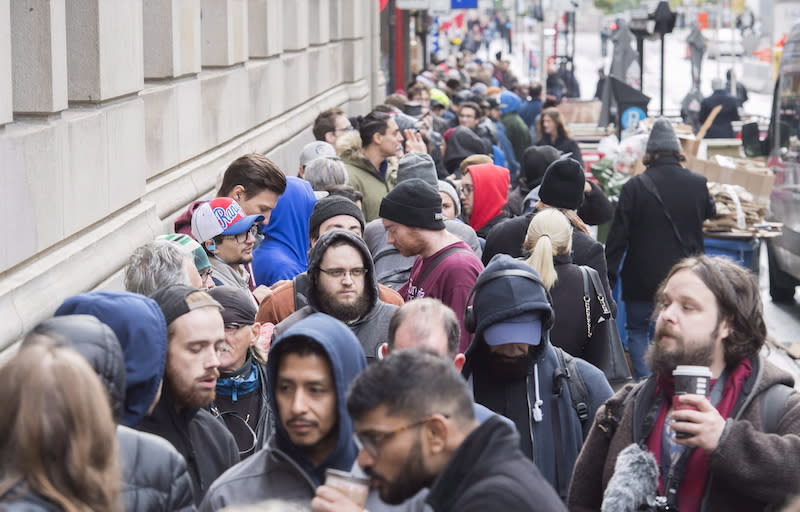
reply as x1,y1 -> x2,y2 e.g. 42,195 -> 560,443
10,0 -> 68,114
201,0 -> 248,67
0,0 -> 11,124
143,0 -> 201,79
65,0 -> 144,102
248,0 -> 282,58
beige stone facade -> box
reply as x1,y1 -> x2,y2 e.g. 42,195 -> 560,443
0,0 -> 383,355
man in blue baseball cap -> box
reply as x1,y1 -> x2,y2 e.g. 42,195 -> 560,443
192,197 -> 265,296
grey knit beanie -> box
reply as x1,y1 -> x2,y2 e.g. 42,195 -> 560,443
397,152 -> 438,186
437,180 -> 461,218
646,118 -> 681,154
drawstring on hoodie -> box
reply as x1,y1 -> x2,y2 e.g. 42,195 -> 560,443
532,363 -> 544,422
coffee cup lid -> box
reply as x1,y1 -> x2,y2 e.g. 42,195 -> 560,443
672,365 -> 713,377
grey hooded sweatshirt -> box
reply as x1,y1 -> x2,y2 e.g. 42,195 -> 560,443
274,229 -> 398,361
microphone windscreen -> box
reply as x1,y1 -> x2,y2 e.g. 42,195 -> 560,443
601,443 -> 660,512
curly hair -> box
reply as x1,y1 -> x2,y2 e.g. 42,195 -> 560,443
655,255 -> 766,366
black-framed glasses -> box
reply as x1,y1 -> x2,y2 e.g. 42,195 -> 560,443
213,409 -> 258,456
199,268 -> 213,281
353,415 -> 445,458
319,267 -> 368,279
227,225 -> 258,244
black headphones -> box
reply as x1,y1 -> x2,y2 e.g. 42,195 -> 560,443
463,268 -> 553,334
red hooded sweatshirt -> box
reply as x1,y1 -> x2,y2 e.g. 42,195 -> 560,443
466,163 -> 510,233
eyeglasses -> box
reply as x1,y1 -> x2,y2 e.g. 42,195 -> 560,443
335,125 -> 354,134
224,322 -> 249,333
227,225 -> 258,244
319,267 -> 368,279
213,409 -> 258,456
199,268 -> 213,281
353,415 -> 445,458
460,185 -> 474,195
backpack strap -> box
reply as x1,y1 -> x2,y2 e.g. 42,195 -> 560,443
553,347 -> 590,425
761,384 -> 795,434
417,246 -> 472,288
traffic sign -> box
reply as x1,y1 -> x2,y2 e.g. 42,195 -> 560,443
621,107 -> 647,129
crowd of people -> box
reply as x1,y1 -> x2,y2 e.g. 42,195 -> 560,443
1,55 -> 799,512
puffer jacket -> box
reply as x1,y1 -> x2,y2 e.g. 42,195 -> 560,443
29,314 -> 195,512
342,152 -> 391,223
274,230 -> 398,361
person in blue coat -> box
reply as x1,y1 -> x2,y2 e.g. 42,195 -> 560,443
251,176 -> 317,286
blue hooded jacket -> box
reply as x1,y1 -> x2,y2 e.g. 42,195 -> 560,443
252,176 -> 317,286
266,312 -> 367,487
54,291 -> 168,428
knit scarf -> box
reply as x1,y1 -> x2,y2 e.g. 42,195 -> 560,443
646,358 -> 752,512
216,356 -> 260,401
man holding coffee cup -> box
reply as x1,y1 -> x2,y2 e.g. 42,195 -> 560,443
199,313 -> 367,511
569,256 -> 800,512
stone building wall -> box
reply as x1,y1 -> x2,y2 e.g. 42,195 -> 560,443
0,0 -> 383,354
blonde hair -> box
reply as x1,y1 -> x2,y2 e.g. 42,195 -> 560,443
524,209 -> 573,290
459,154 -> 493,173
0,345 -> 120,511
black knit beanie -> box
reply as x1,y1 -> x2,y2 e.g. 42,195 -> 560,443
646,118 -> 681,154
538,157 -> 585,210
308,196 -> 365,238
379,178 -> 445,230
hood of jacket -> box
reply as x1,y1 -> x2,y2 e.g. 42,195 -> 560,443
173,200 -> 203,237
464,254 -> 554,360
465,163 -> 510,232
443,126 -> 490,173
260,176 -> 317,264
26,315 -> 126,422
306,229 -> 379,311
266,312 -> 367,486
499,90 -> 521,115
54,291 -> 168,428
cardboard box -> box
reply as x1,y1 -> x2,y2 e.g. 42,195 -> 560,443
685,154 -> 775,205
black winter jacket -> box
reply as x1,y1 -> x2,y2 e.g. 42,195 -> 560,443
426,417 -> 566,511
137,387 -> 240,505
118,426 -> 195,511
605,155 -> 715,302
548,253 -> 613,368
536,135 -> 584,166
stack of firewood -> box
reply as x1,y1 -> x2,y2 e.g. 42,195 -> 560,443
704,182 -> 767,232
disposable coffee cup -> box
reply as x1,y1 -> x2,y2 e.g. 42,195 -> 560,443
324,468 -> 370,507
672,365 -> 713,439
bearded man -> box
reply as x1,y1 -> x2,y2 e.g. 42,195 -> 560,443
273,229 -> 397,362
569,256 -> 800,512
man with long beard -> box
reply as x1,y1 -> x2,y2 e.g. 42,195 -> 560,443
569,256 -> 800,512
273,229 -> 397,362
460,255 -> 612,501
137,284 -> 240,504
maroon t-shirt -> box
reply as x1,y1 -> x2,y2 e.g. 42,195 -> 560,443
399,241 -> 484,352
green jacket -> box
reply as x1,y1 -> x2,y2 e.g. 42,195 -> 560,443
342,153 -> 391,222
501,113 -> 531,164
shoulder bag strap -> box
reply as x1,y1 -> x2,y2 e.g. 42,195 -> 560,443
417,247 -> 472,288
578,266 -> 593,338
639,172 -> 690,256
584,265 -> 612,318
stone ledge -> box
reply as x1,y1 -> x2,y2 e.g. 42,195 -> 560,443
0,200 -> 162,353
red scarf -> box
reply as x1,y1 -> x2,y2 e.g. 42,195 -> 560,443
646,358 -> 752,512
